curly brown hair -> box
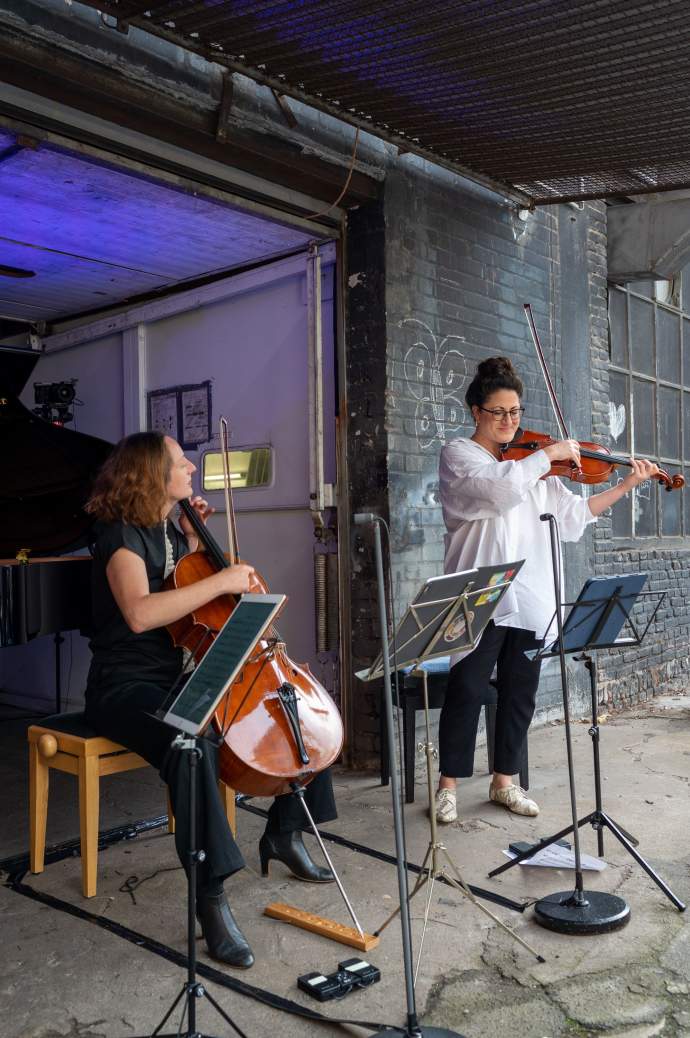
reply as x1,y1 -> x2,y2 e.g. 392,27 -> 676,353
85,431 -> 172,527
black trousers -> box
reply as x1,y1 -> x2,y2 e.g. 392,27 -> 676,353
438,621 -> 543,779
84,675 -> 337,886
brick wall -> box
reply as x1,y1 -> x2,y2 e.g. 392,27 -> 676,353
345,199 -> 390,764
346,164 -> 690,767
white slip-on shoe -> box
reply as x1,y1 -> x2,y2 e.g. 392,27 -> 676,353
434,787 -> 458,824
489,782 -> 539,817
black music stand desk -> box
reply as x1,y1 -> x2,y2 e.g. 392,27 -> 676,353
489,574 -> 685,927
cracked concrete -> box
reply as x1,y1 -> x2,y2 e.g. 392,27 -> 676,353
0,692 -> 688,1037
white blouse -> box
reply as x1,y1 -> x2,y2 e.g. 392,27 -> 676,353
439,438 -> 596,644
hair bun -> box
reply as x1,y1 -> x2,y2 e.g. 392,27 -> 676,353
476,356 -> 516,380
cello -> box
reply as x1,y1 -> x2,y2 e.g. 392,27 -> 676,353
165,426 -> 343,798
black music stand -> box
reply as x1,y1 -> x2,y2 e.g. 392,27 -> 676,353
135,594 -> 289,1038
368,565 -> 544,979
358,553 -> 542,1038
489,553 -> 686,933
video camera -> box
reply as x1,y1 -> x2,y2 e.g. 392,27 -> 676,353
33,379 -> 79,425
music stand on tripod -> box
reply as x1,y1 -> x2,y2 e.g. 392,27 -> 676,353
130,593 -> 289,1038
360,558 -> 545,986
489,517 -> 686,935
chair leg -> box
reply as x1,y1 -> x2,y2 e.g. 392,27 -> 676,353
403,699 -> 416,804
484,702 -> 497,776
166,791 -> 176,835
29,743 -> 49,875
218,781 -> 236,835
78,755 -> 100,898
380,686 -> 390,788
518,739 -> 529,791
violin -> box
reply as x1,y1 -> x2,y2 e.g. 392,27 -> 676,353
501,428 -> 685,492
164,433 -> 343,797
518,303 -> 684,493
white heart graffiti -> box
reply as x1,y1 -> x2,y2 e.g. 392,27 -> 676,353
608,401 -> 626,442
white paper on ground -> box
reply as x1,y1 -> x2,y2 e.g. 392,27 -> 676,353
502,844 -> 607,870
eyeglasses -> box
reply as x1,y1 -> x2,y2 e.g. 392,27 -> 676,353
478,406 -> 525,421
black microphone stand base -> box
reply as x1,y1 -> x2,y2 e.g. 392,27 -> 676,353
534,889 -> 630,935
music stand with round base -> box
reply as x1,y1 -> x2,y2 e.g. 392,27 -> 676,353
531,515 -> 633,937
534,890 -> 630,935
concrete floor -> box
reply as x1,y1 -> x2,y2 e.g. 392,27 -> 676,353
1,691 -> 688,1038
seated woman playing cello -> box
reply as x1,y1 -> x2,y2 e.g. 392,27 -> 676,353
84,431 -> 336,968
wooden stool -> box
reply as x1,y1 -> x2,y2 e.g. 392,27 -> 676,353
28,711 -> 236,898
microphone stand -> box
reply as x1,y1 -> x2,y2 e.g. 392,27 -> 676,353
356,513 -> 462,1038
532,514 -> 629,934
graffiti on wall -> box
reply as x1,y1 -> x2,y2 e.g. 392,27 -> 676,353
608,400 -> 626,442
401,317 -> 467,449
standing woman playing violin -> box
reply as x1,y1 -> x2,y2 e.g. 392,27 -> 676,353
435,357 -> 658,824
84,431 -> 336,969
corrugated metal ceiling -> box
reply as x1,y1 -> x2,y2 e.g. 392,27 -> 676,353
76,0 -> 690,205
0,129 -> 316,322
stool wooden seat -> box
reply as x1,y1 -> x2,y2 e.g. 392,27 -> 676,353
28,711 -> 235,898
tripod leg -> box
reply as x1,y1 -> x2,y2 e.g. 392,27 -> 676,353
150,985 -> 187,1036
375,846 -> 432,936
203,986 -> 250,1037
442,850 -> 545,961
599,813 -> 686,911
488,817 -> 579,877
599,813 -> 639,847
414,869 -> 438,985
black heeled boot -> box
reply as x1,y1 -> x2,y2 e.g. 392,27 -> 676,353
196,890 -> 255,968
259,829 -> 335,883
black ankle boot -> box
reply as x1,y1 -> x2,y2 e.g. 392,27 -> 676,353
196,891 -> 255,968
259,830 -> 335,883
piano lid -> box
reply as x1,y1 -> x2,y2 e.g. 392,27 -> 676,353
1,345 -> 113,558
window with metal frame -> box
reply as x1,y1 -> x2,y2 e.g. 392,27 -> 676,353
608,272 -> 690,539
201,446 -> 273,492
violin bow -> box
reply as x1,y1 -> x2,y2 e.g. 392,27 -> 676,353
219,416 -> 240,565
523,303 -> 571,441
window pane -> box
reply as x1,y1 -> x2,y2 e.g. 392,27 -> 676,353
682,268 -> 690,311
608,370 -> 630,452
608,289 -> 627,366
658,386 -> 681,458
684,319 -> 690,387
612,474 -> 632,537
656,308 -> 681,383
629,297 -> 654,375
654,279 -> 678,307
202,447 -> 272,491
661,483 -> 681,535
632,379 -> 655,456
634,479 -> 657,537
685,470 -> 690,534
628,280 -> 654,298
685,392 -> 690,460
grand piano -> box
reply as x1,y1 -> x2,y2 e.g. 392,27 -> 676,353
1,346 -> 112,709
